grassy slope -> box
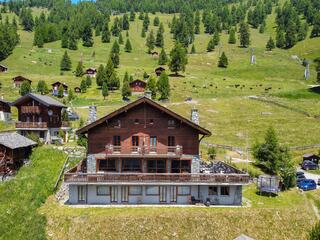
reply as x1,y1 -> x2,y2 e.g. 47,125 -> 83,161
0,147 -> 66,240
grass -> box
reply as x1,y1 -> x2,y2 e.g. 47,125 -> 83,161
0,147 -> 66,240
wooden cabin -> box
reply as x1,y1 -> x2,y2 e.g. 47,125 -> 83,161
52,82 -> 68,96
0,99 -> 11,121
303,154 -> 320,164
74,87 -> 81,93
151,51 -> 158,58
65,97 -> 249,205
155,66 -> 165,76
12,76 -> 32,88
11,93 -> 70,144
0,64 -> 8,72
86,68 -> 97,78
129,79 -> 146,93
0,132 -> 37,174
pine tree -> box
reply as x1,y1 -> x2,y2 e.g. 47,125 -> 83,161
130,10 -> 135,21
169,42 -> 188,75
310,13 -> 320,38
36,80 -> 48,94
146,30 -> 155,53
121,72 -> 132,99
153,16 -> 160,26
147,76 -> 157,100
19,80 -> 31,96
57,84 -> 64,98
82,24 -> 94,47
75,61 -> 84,77
143,13 -> 150,31
276,29 -> 285,48
158,48 -> 168,65
139,12 -> 144,20
111,17 -> 120,36
80,78 -> 87,93
109,72 -> 120,90
110,40 -> 120,67
213,31 -> 220,46
102,81 -> 109,99
285,20 -> 297,48
239,22 -> 250,47
155,27 -> 164,48
101,21 -> 111,43
266,37 -> 275,51
194,11 -> 200,34
141,28 -> 146,38
218,52 -> 228,68
228,28 -> 236,44
190,44 -> 196,54
86,75 -> 92,87
60,51 -> 72,71
314,57 -> 320,83
157,71 -> 170,100
119,33 -> 124,44
61,25 -> 69,48
95,25 -> 101,36
105,57 -> 115,82
33,27 -> 44,48
124,39 -> 132,52
207,39 -> 215,52
96,64 -> 105,88
68,89 -> 75,102
122,13 -> 130,30
68,31 -> 78,50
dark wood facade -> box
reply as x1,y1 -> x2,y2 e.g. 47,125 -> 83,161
0,144 -> 33,172
0,64 -> 8,72
0,100 -> 11,113
155,67 -> 165,76
13,76 -> 32,88
86,68 -> 97,77
74,87 -> 81,93
129,80 -> 146,93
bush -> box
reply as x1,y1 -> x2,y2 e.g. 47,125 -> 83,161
26,132 -> 44,146
77,134 -> 88,149
309,221 -> 320,240
208,147 -> 217,160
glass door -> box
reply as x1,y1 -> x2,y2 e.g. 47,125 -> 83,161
150,136 -> 157,153
170,186 -> 177,203
121,186 -> 129,203
111,186 -> 118,203
159,186 -> 167,203
78,185 -> 87,203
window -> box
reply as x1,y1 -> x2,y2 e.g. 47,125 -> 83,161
150,136 -> 157,152
122,159 -> 141,172
96,186 -> 110,196
149,119 -> 154,125
209,186 -> 218,195
121,186 -> 129,202
113,136 -> 121,146
134,119 -> 139,124
220,186 -> 230,196
171,160 -> 191,173
168,136 -> 175,146
147,160 -> 166,173
168,119 -> 175,127
114,120 -> 121,128
129,186 -> 142,195
110,186 -> 118,202
78,186 -> 86,203
98,159 -> 116,171
170,186 -> 177,202
132,136 -> 139,146
159,186 -> 167,202
178,186 -> 191,195
146,186 -> 159,195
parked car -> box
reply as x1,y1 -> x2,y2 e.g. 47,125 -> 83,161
301,160 -> 319,170
317,178 -> 320,185
298,179 -> 317,191
296,171 -> 304,177
296,174 -> 306,184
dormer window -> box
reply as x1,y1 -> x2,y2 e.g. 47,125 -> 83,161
168,119 -> 175,127
134,119 -> 139,124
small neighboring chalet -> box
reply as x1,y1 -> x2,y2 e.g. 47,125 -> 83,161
303,154 -> 320,164
0,99 -> 11,121
86,68 -> 97,78
155,66 -> 165,76
0,64 -> 8,72
52,82 -> 68,96
13,76 -> 32,88
74,87 -> 81,93
65,97 -> 249,205
11,93 -> 70,144
0,132 -> 37,174
129,79 -> 146,93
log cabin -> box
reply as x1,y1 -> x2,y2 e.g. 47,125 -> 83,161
65,97 -> 249,205
52,82 -> 68,97
11,93 -> 70,144
12,76 -> 32,88
0,64 -> 8,72
85,68 -> 97,78
129,79 -> 146,93
155,66 -> 165,76
0,132 -> 37,174
0,99 -> 11,121
74,87 -> 81,93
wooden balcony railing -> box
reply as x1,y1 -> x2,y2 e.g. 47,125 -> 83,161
15,121 -> 48,128
105,145 -> 183,156
64,172 -> 250,185
21,106 -> 41,114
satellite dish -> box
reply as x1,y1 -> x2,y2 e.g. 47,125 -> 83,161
48,110 -> 53,116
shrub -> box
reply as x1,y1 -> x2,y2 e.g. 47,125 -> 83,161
208,147 -> 217,160
309,221 -> 320,240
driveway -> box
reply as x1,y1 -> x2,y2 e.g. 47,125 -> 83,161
298,167 -> 320,188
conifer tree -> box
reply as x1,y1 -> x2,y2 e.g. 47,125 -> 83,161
157,71 -> 170,100
33,27 -> 44,48
61,25 -> 69,48
20,80 -> 31,96
141,28 -> 146,38
75,61 -> 84,77
314,57 -> 320,83
146,30 -> 155,53
169,42 -> 188,75
122,13 -> 130,30
310,13 -> 320,38
111,17 -> 120,36
259,20 -> 266,33
68,31 -> 78,50
239,22 -> 250,47
119,33 -> 124,44
101,21 -> 111,43
207,38 -> 215,52
218,52 -> 228,68
194,11 -> 200,34
86,75 -> 92,88
266,37 -> 275,51
130,10 -> 135,21
139,12 -> 144,20
147,76 -> 157,100
228,28 -> 236,44
276,29 -> 285,48
95,25 -> 101,36
155,27 -> 164,48
68,89 -> 75,102
143,13 -> 150,31
158,48 -> 168,65
96,64 -> 105,88
124,39 -> 132,52
213,31 -> 220,46
57,84 -> 64,98
285,20 -> 297,48
60,51 -> 72,71
82,24 -> 94,47
102,81 -> 109,99
153,16 -> 160,26
110,40 -> 120,67
109,72 -> 120,90
36,80 -> 49,95
190,44 -> 196,54
80,78 -> 87,93
121,72 -> 132,99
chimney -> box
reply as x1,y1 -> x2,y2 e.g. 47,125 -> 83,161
88,105 -> 97,123
191,108 -> 199,125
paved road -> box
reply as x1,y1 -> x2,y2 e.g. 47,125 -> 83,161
298,167 -> 320,189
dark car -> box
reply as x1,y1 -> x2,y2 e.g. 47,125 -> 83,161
298,179 -> 317,191
296,171 -> 304,177
296,174 -> 306,184
301,160 -> 319,170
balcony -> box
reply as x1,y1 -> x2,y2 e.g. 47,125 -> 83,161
104,145 -> 183,157
21,106 -> 41,114
15,121 -> 48,129
64,172 -> 250,185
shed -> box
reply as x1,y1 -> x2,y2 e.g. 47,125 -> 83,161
0,64 -> 8,72
12,76 -> 32,88
86,68 -> 97,78
0,99 -> 11,121
129,79 -> 146,93
74,87 -> 81,93
303,154 -> 320,164
151,51 -> 158,58
155,66 -> 165,76
52,82 -> 68,96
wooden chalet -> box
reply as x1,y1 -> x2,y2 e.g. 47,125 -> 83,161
0,64 -> 8,72
86,68 -> 97,78
151,51 -> 158,58
52,82 -> 68,96
11,93 -> 70,144
129,79 -> 146,93
65,97 -> 249,205
303,154 -> 320,164
0,132 -> 37,174
155,66 -> 165,76
74,87 -> 81,93
12,76 -> 32,88
0,99 -> 11,121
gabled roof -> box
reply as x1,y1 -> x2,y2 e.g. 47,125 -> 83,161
0,132 -> 37,149
11,93 -> 66,108
86,67 -> 97,72
12,76 -> 32,82
0,99 -> 10,105
77,97 -> 211,136
0,64 -> 8,69
51,81 -> 68,87
155,66 -> 165,71
129,79 -> 146,86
